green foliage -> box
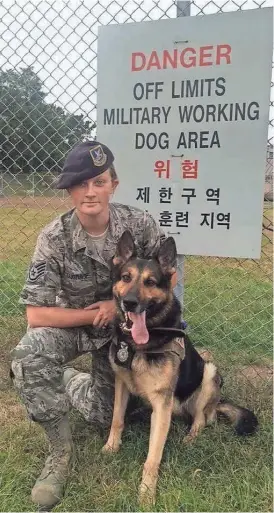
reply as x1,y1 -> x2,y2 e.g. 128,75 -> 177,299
0,66 -> 95,175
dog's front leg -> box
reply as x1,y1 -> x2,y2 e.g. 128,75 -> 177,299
139,394 -> 173,506
102,375 -> 129,453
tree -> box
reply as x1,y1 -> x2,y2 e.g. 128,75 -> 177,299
0,66 -> 95,174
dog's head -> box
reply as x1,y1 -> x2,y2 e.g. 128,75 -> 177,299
112,230 -> 177,345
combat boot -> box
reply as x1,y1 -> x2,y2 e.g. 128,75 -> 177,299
31,414 -> 72,510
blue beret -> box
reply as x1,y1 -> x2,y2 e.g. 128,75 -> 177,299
55,140 -> 114,189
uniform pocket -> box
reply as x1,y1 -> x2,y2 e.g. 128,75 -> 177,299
62,263 -> 95,307
10,360 -> 25,393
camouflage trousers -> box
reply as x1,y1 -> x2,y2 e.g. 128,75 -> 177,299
10,327 -> 115,427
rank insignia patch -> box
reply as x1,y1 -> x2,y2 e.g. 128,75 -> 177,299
28,262 -> 46,282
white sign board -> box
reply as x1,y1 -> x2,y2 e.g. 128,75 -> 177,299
97,8 -> 273,258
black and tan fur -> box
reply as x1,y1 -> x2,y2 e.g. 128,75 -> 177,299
102,231 -> 258,505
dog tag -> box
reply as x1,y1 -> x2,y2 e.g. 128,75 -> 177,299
114,340 -> 134,369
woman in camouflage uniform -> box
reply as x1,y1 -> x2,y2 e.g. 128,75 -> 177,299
11,140 -> 170,510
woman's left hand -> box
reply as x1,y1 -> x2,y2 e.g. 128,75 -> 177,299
85,299 -> 117,328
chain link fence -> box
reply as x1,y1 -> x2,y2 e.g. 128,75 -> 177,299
0,0 -> 273,394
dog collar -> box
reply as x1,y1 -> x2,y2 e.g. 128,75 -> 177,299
114,336 -> 185,369
118,320 -> 187,336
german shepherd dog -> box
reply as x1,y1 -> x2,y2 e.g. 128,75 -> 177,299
102,231 -> 258,505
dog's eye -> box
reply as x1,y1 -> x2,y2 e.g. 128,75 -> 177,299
121,274 -> 131,283
145,278 -> 157,287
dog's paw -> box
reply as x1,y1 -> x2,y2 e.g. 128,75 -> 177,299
139,483 -> 156,507
183,432 -> 196,444
139,479 -> 156,507
101,442 -> 120,454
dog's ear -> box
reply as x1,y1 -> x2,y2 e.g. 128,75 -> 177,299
157,237 -> 177,274
113,230 -> 137,266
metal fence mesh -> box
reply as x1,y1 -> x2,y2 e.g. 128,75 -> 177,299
0,0 -> 273,390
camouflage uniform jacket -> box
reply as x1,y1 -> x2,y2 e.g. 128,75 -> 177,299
20,202 -> 165,348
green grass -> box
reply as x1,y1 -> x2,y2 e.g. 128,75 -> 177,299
185,266 -> 272,363
0,204 -> 272,511
0,260 -> 26,316
0,401 -> 272,512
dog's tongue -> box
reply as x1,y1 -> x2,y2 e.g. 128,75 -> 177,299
128,311 -> 149,345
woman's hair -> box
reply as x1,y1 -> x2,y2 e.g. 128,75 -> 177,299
109,163 -> 118,181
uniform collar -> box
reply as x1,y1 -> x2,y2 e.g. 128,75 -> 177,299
70,204 -> 125,266
70,209 -> 88,252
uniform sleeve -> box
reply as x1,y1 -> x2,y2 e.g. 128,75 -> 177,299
20,230 -> 63,307
142,211 -> 166,259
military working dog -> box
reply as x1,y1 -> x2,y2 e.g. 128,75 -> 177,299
102,231 -> 258,505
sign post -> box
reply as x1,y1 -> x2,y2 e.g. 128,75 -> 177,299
174,0 -> 191,305
97,8 -> 272,261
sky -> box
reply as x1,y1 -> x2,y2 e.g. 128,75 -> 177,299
0,0 -> 273,141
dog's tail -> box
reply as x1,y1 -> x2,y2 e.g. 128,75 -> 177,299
216,399 -> 258,435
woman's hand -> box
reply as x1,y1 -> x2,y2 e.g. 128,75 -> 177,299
85,299 -> 117,328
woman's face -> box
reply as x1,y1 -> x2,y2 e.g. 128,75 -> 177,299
69,169 -> 119,217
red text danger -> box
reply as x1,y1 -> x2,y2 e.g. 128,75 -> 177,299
131,45 -> 231,71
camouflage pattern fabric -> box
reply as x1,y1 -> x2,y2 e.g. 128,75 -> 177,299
11,327 -> 115,426
11,203 -> 165,425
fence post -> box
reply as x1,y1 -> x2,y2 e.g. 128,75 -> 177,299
174,1 -> 191,310
177,0 -> 191,17
0,172 -> 3,196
